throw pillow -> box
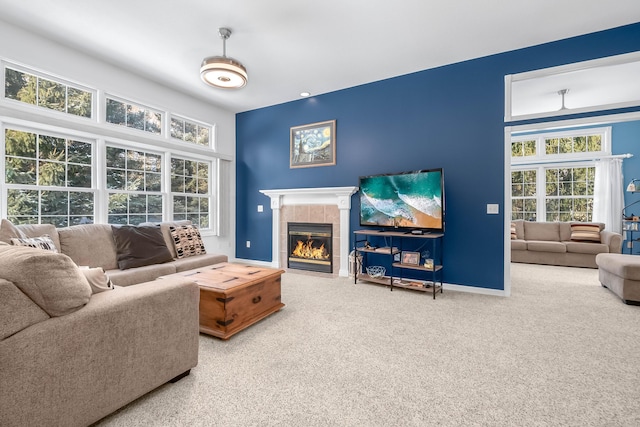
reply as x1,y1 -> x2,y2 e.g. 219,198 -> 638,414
79,267 -> 115,294
10,235 -> 59,252
111,225 -> 173,270
0,245 -> 92,317
510,222 -> 517,240
169,225 -> 206,259
570,223 -> 601,242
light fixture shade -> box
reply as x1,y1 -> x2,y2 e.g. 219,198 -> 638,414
200,56 -> 248,89
627,179 -> 638,192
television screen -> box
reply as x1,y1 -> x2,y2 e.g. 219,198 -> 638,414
359,168 -> 444,232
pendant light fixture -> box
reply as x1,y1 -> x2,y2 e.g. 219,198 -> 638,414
200,28 -> 248,89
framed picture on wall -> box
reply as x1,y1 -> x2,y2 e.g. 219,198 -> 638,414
290,120 -> 336,168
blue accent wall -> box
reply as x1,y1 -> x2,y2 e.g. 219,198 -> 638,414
236,23 -> 640,291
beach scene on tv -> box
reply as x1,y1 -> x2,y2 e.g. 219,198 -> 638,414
359,170 -> 443,230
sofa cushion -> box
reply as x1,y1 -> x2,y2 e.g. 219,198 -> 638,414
106,263 -> 176,287
141,220 -> 192,259
570,223 -> 602,242
0,245 -> 91,317
10,235 -> 58,252
17,223 -> 61,250
526,240 -> 567,253
0,218 -> 25,243
58,224 -> 119,270
510,222 -> 516,240
171,253 -> 229,272
112,225 -> 173,270
559,222 -> 572,242
510,239 -> 527,251
512,220 -> 525,240
0,278 -> 50,340
169,225 -> 206,259
524,221 -> 560,241
565,241 -> 609,255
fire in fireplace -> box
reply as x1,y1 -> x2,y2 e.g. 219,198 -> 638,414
287,222 -> 333,273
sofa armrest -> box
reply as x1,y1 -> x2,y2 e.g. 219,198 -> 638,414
601,230 -> 623,254
0,277 -> 199,427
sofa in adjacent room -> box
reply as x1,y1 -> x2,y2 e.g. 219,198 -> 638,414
510,220 -> 623,268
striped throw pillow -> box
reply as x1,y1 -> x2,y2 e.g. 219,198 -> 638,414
10,234 -> 58,252
510,222 -> 517,240
570,223 -> 601,242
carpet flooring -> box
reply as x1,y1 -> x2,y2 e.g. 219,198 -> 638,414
95,263 -> 640,426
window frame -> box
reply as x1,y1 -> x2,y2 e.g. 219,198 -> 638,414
2,61 -> 96,120
2,124 -> 97,227
510,127 -> 609,223
104,94 -> 164,136
169,114 -> 214,148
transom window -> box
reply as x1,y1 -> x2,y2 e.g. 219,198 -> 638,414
170,116 -> 211,147
4,67 -> 93,118
106,97 -> 162,135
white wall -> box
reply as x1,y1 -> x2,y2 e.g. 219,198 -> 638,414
0,20 -> 236,257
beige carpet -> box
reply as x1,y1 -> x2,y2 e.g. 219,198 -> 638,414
95,263 -> 640,426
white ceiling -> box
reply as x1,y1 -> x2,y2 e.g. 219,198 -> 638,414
0,0 -> 639,114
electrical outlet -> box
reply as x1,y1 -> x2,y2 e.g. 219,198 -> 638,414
246,240 -> 251,248
257,205 -> 263,212
628,241 -> 632,249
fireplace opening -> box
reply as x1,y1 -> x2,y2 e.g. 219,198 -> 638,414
287,222 -> 333,273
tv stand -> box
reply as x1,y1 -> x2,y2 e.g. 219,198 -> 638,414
353,229 -> 443,299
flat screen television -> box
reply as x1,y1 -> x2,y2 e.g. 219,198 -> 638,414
358,168 -> 444,232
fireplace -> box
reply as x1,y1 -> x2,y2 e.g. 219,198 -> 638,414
287,222 -> 333,273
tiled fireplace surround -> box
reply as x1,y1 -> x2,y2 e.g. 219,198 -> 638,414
259,187 -> 358,277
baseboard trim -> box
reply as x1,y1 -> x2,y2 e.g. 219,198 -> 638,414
231,258 -> 276,268
443,282 -> 507,297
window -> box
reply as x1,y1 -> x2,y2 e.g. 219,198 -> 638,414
171,157 -> 210,228
510,128 -> 605,222
4,67 -> 93,118
170,116 -> 211,146
4,128 -> 94,226
106,146 -> 163,224
105,97 -> 162,134
511,169 -> 537,220
511,139 -> 536,158
2,63 -> 221,232
545,166 -> 594,222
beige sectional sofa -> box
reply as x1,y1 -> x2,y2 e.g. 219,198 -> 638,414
0,219 -> 228,286
511,220 -> 622,268
0,219 -> 228,426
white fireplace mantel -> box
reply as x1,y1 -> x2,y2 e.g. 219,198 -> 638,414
259,186 -> 358,277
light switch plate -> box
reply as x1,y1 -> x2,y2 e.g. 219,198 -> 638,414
257,205 -> 263,212
487,204 -> 499,214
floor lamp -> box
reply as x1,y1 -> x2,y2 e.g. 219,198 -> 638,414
622,178 -> 640,220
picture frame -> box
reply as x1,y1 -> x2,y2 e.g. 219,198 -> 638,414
290,120 -> 336,168
401,251 -> 420,265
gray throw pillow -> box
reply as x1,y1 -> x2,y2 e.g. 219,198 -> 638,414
111,225 -> 173,270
